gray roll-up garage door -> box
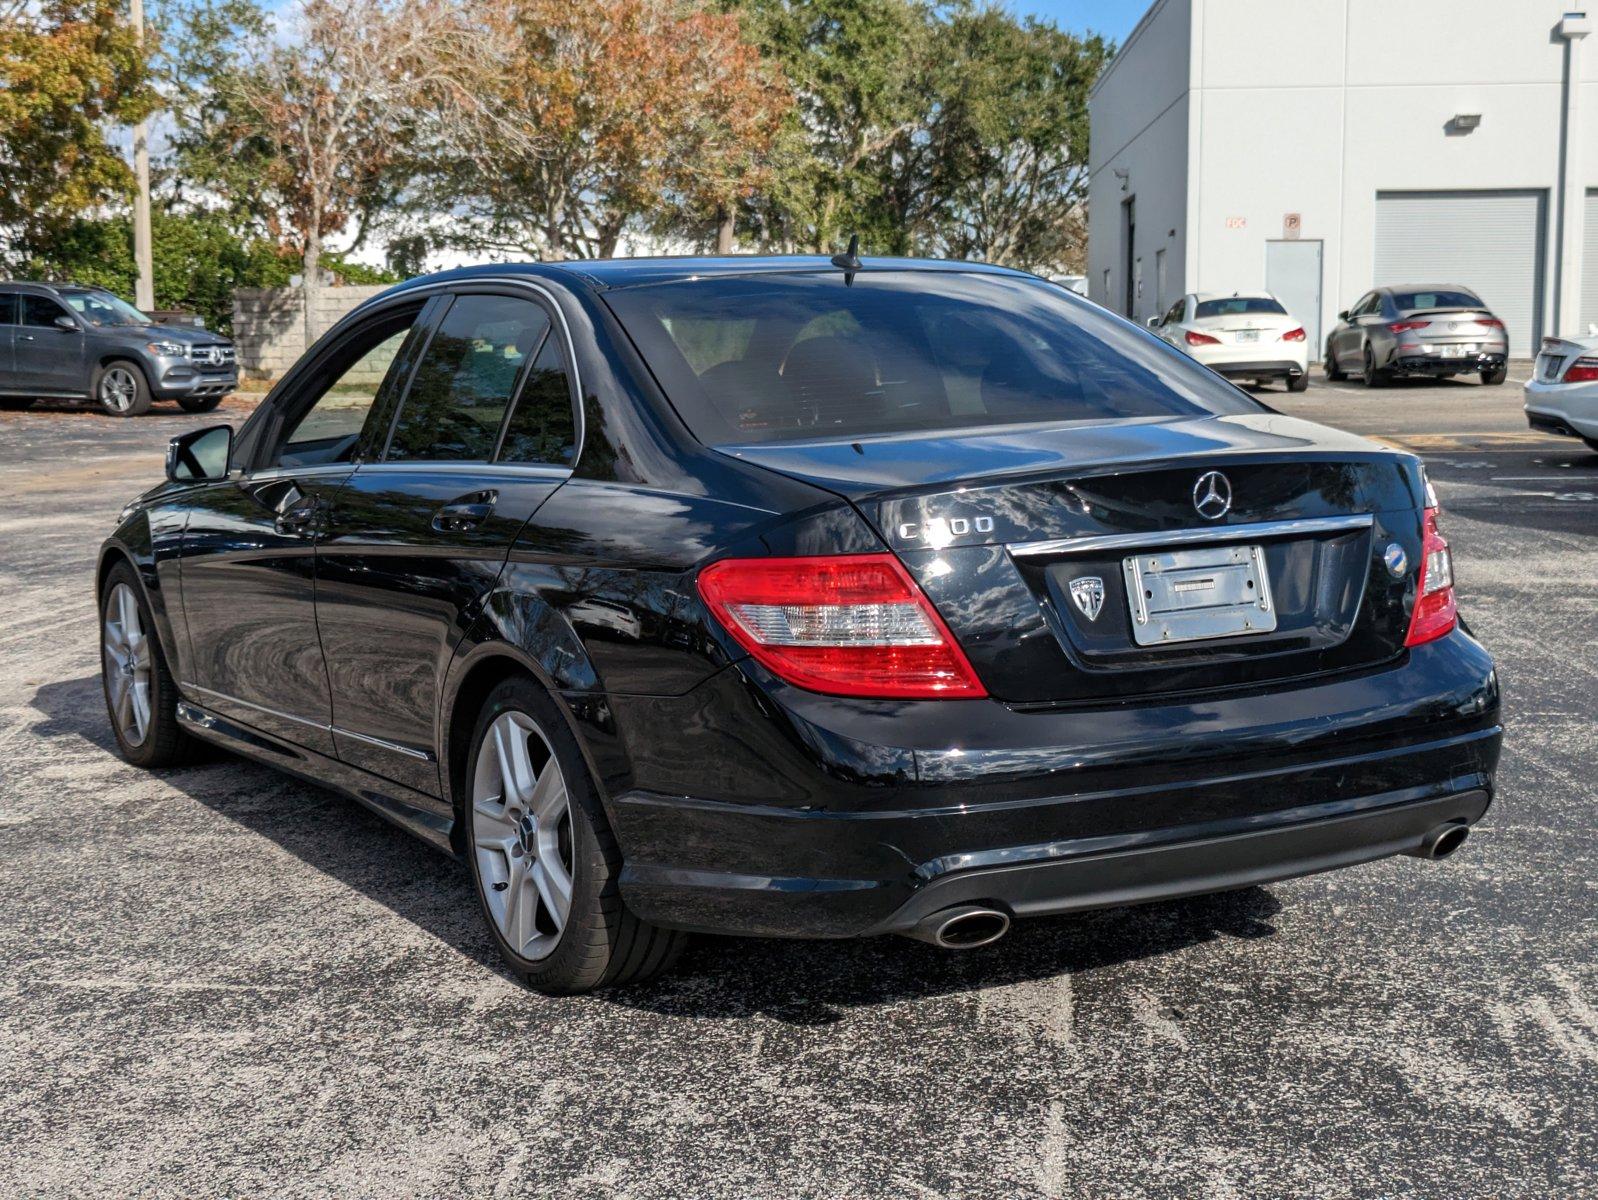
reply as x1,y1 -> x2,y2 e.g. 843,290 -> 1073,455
1582,190 -> 1598,336
1374,190 -> 1546,356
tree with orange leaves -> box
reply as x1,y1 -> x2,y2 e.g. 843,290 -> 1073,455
424,0 -> 789,260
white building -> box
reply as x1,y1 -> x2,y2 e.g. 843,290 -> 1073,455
1087,0 -> 1596,358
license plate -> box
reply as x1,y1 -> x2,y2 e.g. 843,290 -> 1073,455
1236,329 -> 1260,343
1122,543 -> 1277,646
1439,344 -> 1475,358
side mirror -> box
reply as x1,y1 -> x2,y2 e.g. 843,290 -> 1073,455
1145,316 -> 1161,328
166,424 -> 233,483
1337,310 -> 1349,321
54,314 -> 80,332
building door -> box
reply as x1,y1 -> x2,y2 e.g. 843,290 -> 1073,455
1122,196 -> 1136,317
1374,190 -> 1546,356
1266,240 -> 1324,362
1581,190 -> 1598,335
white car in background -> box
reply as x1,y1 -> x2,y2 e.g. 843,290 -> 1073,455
1148,292 -> 1310,392
1524,334 -> 1598,452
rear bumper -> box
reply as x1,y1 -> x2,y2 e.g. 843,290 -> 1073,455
598,630 -> 1501,938
1208,359 -> 1305,380
1391,351 -> 1505,375
1525,379 -> 1598,439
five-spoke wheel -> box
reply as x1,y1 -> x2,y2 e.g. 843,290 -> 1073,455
102,582 -> 153,747
463,677 -> 686,993
471,711 -> 575,961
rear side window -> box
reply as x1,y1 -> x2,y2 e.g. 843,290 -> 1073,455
0,294 -> 15,324
605,271 -> 1262,446
1392,289 -> 1482,311
385,294 -> 550,462
498,334 -> 577,465
1193,297 -> 1286,319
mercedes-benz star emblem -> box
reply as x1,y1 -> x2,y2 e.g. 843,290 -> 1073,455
1069,576 -> 1105,621
1192,471 -> 1233,520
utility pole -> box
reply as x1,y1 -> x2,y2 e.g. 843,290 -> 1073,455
130,0 -> 155,312
1555,11 -> 1590,337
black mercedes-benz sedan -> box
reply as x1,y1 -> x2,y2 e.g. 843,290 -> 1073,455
97,257 -> 1502,994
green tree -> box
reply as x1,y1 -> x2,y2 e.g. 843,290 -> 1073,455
0,0 -> 154,263
926,10 -> 1110,271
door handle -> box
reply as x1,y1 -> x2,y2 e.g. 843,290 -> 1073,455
432,490 -> 498,533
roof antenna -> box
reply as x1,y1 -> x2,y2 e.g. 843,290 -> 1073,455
830,233 -> 862,285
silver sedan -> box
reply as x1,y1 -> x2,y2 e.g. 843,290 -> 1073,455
1325,285 -> 1510,387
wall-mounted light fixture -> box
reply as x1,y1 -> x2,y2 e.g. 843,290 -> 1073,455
1113,168 -> 1130,192
1450,112 -> 1482,132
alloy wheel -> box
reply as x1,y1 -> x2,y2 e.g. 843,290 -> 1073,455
471,711 -> 575,961
102,582 -> 152,746
100,367 -> 139,413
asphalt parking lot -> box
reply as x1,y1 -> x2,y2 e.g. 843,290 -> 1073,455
1,369 -> 1594,1198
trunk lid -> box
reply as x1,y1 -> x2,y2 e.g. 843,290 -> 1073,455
721,413 -> 1429,704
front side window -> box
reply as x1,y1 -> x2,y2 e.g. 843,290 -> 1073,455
0,294 -> 16,325
21,296 -> 71,328
1193,297 -> 1286,319
385,294 -> 551,462
604,271 -> 1262,446
63,291 -> 152,327
274,307 -> 421,469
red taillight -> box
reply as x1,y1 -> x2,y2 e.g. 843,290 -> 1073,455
1388,321 -> 1431,334
1477,318 -> 1505,329
1185,330 -> 1220,346
1404,507 -> 1457,647
696,554 -> 987,699
1280,326 -> 1306,342
1564,357 -> 1598,384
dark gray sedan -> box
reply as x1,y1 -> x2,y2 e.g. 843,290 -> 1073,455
1325,285 -> 1509,387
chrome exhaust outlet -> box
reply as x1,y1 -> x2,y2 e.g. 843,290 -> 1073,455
1407,821 -> 1470,860
904,904 -> 1011,950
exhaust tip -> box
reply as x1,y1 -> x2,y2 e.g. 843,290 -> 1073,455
904,904 -> 1011,950
1408,821 -> 1471,860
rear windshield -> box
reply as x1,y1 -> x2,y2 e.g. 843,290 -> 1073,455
1194,297 -> 1286,319
604,271 -> 1261,446
1393,289 -> 1482,311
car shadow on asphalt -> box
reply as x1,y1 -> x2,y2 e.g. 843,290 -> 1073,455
33,673 -> 1282,1023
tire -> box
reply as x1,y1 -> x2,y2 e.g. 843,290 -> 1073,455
1286,372 -> 1309,393
177,394 -> 224,414
1480,365 -> 1508,387
100,561 -> 195,768
0,397 -> 33,411
463,677 -> 686,995
1324,346 -> 1345,381
1362,345 -> 1390,388
94,360 -> 152,416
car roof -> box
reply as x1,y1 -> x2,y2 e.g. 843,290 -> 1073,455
0,280 -> 69,295
386,255 -> 1034,295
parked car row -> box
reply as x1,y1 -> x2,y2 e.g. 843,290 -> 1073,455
0,281 -> 238,416
1146,282 -> 1511,392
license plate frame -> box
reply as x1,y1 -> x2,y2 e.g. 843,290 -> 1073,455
1235,329 -> 1260,344
1122,543 -> 1277,646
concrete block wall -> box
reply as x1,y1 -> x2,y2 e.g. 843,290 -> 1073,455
231,285 -> 390,381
